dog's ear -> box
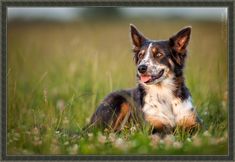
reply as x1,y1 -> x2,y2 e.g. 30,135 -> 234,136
169,26 -> 191,52
130,24 -> 147,50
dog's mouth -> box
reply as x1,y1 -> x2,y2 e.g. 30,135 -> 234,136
140,70 -> 164,83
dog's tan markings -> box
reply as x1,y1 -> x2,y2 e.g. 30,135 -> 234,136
145,115 -> 173,134
177,114 -> 198,128
152,47 -> 157,54
168,58 -> 174,69
140,49 -> 145,54
138,50 -> 146,59
145,115 -> 165,130
112,102 -> 130,131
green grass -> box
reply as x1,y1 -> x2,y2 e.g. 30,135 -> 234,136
7,20 -> 228,155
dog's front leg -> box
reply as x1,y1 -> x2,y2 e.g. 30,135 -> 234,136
172,97 -> 201,129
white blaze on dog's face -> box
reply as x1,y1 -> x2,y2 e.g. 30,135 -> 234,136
130,24 -> 191,85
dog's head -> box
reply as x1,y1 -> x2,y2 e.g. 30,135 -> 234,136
130,24 -> 191,85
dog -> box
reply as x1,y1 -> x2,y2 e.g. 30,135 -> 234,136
87,24 -> 201,134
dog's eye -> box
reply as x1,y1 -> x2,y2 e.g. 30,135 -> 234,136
154,53 -> 163,58
138,52 -> 145,59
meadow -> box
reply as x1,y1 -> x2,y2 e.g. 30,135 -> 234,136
7,19 -> 228,155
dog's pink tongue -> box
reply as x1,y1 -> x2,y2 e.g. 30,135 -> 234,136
140,75 -> 151,83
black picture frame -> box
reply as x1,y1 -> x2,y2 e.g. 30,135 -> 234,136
1,0 -> 234,161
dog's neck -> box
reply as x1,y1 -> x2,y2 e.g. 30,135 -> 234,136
139,72 -> 191,102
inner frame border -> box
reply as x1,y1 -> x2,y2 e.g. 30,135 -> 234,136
1,0 -> 234,161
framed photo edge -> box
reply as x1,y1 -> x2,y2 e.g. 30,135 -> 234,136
1,0 -> 234,161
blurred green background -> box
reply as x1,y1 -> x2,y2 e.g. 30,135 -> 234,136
7,7 -> 228,155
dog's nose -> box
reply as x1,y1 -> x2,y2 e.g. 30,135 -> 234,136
138,65 -> 148,74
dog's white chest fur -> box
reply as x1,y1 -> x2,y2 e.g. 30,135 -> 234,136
142,78 -> 195,127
